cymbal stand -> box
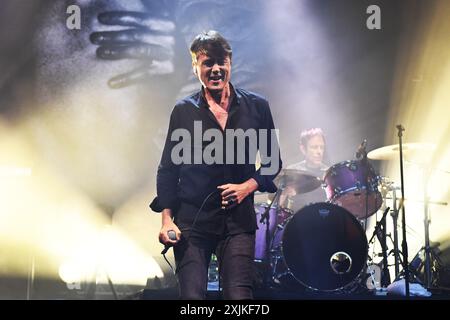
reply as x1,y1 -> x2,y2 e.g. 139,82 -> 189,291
367,207 -> 391,287
368,180 -> 404,283
390,187 -> 401,278
26,250 -> 36,300
379,212 -> 391,286
260,184 -> 283,286
396,124 -> 410,297
422,165 -> 439,289
380,178 -> 402,279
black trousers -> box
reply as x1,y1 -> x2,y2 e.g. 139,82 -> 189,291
173,231 -> 255,300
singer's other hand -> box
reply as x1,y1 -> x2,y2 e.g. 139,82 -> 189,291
218,179 -> 258,209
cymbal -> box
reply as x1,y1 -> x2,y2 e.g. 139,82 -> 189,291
368,143 -> 436,161
274,169 -> 322,194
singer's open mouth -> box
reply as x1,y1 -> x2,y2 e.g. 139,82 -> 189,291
209,75 -> 224,82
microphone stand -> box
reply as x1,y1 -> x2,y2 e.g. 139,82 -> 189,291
397,124 -> 410,298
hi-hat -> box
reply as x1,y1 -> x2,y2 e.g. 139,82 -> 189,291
274,169 -> 322,194
367,143 -> 436,161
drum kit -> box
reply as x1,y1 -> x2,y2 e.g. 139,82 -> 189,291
253,141 -> 448,294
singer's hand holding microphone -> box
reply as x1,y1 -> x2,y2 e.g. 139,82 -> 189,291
159,222 -> 181,254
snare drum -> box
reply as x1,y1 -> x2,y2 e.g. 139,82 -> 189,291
323,159 -> 382,219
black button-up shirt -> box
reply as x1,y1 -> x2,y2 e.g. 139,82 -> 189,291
156,84 -> 282,235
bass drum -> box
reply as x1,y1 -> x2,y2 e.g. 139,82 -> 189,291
278,202 -> 368,292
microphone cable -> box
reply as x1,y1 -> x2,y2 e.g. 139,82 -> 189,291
162,189 -> 222,275
161,188 -> 242,298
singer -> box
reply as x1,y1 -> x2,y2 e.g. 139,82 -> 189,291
155,31 -> 282,300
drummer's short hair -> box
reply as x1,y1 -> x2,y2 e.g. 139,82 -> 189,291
300,128 -> 325,146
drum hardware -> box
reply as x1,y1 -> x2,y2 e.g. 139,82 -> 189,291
379,175 -> 400,277
365,126 -> 412,296
386,187 -> 403,278
355,139 -> 391,296
394,248 -> 430,285
390,187 -> 402,279
359,141 -> 373,227
418,165 -> 448,289
381,180 -> 418,280
346,162 -> 358,171
367,207 -> 392,287
384,197 -> 447,206
254,200 -> 294,287
395,124 -> 411,297
378,176 -> 402,282
367,125 -> 414,297
366,263 -> 382,290
368,136 -> 449,293
366,178 -> 412,290
269,245 -> 290,286
254,203 -> 294,261
406,242 -> 448,288
257,182 -> 285,286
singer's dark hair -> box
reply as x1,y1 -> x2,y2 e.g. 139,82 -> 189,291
190,30 -> 232,62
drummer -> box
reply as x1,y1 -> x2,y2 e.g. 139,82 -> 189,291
280,128 -> 329,212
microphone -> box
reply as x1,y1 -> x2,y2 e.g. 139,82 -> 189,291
355,139 -> 367,159
161,230 -> 177,255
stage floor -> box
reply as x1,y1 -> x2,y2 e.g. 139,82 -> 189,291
139,285 -> 450,300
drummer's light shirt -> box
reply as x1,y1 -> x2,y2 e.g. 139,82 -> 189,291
286,161 -> 328,213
